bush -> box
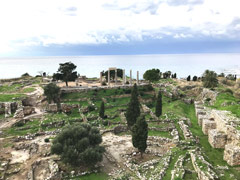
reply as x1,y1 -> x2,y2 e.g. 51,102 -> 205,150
88,105 -> 95,112
44,83 -> 61,104
202,70 -> 218,88
143,69 -> 161,82
51,123 -> 105,167
44,138 -> 50,143
21,73 -> 30,77
102,120 -> 108,126
192,76 -> 198,81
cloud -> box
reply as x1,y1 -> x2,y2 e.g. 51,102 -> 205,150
0,0 -> 239,55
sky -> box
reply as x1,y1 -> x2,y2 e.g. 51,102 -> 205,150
0,0 -> 240,56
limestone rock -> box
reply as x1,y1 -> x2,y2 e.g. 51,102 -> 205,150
23,106 -> 35,116
224,144 -> 240,166
208,129 -> 227,148
202,119 -> 216,135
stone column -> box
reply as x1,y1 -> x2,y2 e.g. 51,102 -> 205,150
115,69 -> 117,85
122,69 -> 125,85
137,71 -> 139,85
108,69 -> 110,86
100,72 -> 102,84
130,70 -> 132,85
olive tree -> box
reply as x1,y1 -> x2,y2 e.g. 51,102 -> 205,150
51,123 -> 105,167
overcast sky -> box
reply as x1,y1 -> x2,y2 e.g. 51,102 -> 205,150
0,0 -> 240,56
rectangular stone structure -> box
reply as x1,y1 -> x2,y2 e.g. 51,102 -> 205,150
202,119 -> 216,135
208,129 -> 227,148
224,144 -> 240,166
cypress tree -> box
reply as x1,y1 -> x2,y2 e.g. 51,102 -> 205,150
155,91 -> 162,117
125,84 -> 140,127
99,101 -> 105,119
132,115 -> 148,158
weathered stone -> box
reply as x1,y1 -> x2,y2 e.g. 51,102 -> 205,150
14,107 -> 24,118
23,106 -> 35,116
202,119 -> 216,135
47,104 -> 58,113
113,125 -> 128,134
22,97 -> 36,106
5,102 -> 11,118
190,149 -> 218,180
208,130 -> 227,148
224,144 -> 240,166
199,88 -> 218,105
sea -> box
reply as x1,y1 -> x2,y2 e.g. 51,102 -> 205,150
0,53 -> 240,79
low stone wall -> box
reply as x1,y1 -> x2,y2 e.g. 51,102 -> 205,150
171,154 -> 186,180
178,118 -> 195,141
61,84 -> 148,93
190,149 -> 218,180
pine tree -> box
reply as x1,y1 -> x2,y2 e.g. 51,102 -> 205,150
99,101 -> 105,119
132,115 -> 148,158
125,84 -> 140,127
155,91 -> 162,117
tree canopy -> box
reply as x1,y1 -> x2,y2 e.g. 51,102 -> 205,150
143,69 -> 161,82
155,91 -> 162,117
53,62 -> 78,86
132,115 -> 148,157
44,83 -> 60,104
51,123 -> 105,167
125,84 -> 140,127
202,70 -> 218,88
99,101 -> 105,119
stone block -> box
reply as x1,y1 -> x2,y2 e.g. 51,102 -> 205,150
224,144 -> 240,166
208,129 -> 227,148
47,104 -> 58,113
202,119 -> 216,135
23,106 -> 35,116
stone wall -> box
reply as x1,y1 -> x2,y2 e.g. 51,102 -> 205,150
208,130 -> 227,148
190,149 -> 218,180
194,101 -> 240,166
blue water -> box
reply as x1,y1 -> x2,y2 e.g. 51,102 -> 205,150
0,53 -> 240,79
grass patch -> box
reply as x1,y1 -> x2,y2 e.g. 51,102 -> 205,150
0,94 -> 25,102
210,92 -> 240,117
148,130 -> 172,138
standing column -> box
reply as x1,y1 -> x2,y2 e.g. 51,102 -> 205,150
137,71 -> 139,85
108,69 -> 110,86
115,69 -> 117,85
122,69 -> 125,85
130,70 -> 132,85
100,72 -> 102,84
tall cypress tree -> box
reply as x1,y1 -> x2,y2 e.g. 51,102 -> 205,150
125,84 -> 140,127
132,115 -> 148,158
155,91 -> 162,117
99,101 -> 105,119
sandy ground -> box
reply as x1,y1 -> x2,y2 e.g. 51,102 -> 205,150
102,132 -> 133,163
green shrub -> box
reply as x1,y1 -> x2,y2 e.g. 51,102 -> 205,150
88,105 -> 95,112
51,123 -> 105,167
